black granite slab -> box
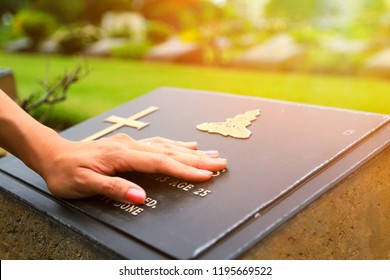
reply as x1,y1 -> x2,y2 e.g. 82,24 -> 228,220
0,87 -> 388,259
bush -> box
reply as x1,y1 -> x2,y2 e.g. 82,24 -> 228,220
55,24 -> 100,54
302,47 -> 368,75
110,41 -> 153,59
106,25 -> 133,39
290,26 -> 323,46
0,24 -> 12,47
12,9 -> 57,49
24,0 -> 84,24
146,21 -> 174,44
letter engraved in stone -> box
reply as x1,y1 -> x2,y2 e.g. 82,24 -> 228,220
196,109 -> 261,139
82,106 -> 158,142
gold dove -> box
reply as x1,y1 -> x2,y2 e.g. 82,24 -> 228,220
196,109 -> 261,139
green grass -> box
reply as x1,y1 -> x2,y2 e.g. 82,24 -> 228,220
1,52 -> 389,125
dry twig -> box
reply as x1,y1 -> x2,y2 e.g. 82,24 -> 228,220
20,64 -> 88,114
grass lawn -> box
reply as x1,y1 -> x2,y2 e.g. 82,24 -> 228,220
1,52 -> 389,126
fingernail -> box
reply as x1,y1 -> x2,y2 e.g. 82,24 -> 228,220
185,141 -> 198,147
126,188 -> 146,204
205,150 -> 219,156
214,158 -> 227,162
198,169 -> 213,176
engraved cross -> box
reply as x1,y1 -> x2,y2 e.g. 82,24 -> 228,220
82,106 -> 158,142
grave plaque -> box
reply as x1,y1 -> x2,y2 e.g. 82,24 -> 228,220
0,87 -> 389,259
0,68 -> 18,101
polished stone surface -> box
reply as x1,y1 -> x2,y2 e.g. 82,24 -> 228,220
0,88 -> 388,259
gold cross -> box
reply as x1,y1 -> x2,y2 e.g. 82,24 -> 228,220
82,106 -> 158,142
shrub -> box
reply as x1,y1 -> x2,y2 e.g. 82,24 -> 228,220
290,26 -> 323,46
146,21 -> 174,44
106,25 -> 132,39
0,24 -> 12,47
302,47 -> 368,75
12,9 -> 57,49
54,24 -> 100,54
110,41 -> 153,59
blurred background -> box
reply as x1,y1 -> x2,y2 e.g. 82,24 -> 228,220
1,0 -> 389,129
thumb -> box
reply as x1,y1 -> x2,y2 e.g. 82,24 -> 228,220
93,173 -> 146,204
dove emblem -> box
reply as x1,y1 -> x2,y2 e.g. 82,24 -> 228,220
196,109 -> 261,139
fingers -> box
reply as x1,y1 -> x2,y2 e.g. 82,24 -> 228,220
114,149 -> 227,181
110,134 -> 218,158
146,155 -> 225,181
139,141 -> 222,160
108,134 -> 227,172
57,134 -> 227,205
150,147 -> 226,171
140,136 -> 198,150
109,134 -> 201,155
89,135 -> 227,203
107,134 -> 228,177
140,142 -> 227,172
82,171 -> 146,204
137,135 -> 222,160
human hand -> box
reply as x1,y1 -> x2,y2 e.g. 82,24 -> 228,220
39,134 -> 227,204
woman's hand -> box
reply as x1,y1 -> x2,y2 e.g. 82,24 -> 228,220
1,90 -> 227,204
40,134 -> 227,204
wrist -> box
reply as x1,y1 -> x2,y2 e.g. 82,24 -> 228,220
3,112 -> 67,178
27,127 -> 69,178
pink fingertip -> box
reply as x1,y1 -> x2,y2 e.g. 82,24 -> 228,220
126,188 -> 146,204
185,141 -> 198,149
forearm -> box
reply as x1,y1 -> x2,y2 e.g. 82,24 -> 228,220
0,90 -> 64,176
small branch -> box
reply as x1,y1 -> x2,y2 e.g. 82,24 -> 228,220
20,64 -> 89,114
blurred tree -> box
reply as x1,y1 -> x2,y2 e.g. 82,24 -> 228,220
2,0 -> 227,28
139,0 -> 221,30
0,0 -> 25,16
264,0 -> 327,23
10,0 -> 135,24
82,0 -> 136,24
345,0 -> 388,38
23,0 -> 84,23
360,0 -> 387,22
265,0 -> 388,27
363,0 -> 387,12
12,9 -> 57,49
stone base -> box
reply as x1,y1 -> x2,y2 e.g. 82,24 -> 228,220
1,146 -> 389,259
0,190 -> 118,259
